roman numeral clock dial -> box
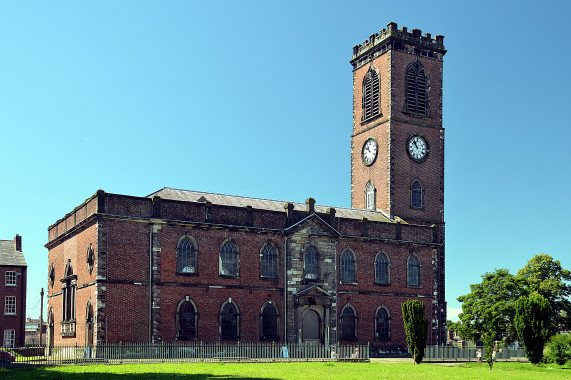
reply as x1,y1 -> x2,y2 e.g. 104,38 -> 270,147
407,135 -> 429,162
361,138 -> 378,166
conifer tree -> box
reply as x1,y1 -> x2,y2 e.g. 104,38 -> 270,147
401,300 -> 428,364
514,293 -> 551,365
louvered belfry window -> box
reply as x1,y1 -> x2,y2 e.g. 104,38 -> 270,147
362,68 -> 380,121
405,60 -> 429,115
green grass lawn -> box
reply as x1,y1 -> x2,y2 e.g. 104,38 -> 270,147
1,361 -> 569,379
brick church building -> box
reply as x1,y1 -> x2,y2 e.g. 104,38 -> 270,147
46,22 -> 447,349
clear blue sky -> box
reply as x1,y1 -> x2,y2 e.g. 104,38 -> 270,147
1,1 -> 570,323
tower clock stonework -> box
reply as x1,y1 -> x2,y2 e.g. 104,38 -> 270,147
350,22 -> 447,341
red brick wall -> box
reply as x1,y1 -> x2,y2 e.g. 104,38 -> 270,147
0,265 -> 27,346
337,239 -> 436,345
47,221 -> 98,345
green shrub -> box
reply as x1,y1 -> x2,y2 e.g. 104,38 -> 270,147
543,334 -> 571,365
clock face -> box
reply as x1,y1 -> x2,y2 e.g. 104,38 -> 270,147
407,135 -> 428,161
362,138 -> 378,166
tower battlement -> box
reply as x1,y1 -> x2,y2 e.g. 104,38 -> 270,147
351,22 -> 446,69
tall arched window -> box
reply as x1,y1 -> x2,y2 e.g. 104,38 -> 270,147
260,243 -> 277,279
411,180 -> 424,209
375,252 -> 389,285
61,260 -> 76,336
340,304 -> 357,341
220,240 -> 239,277
407,255 -> 421,287
219,299 -> 239,340
375,306 -> 390,341
340,249 -> 356,283
362,67 -> 381,120
260,302 -> 279,341
365,181 -> 376,210
176,298 -> 198,340
404,60 -> 429,115
177,237 -> 197,274
304,246 -> 319,280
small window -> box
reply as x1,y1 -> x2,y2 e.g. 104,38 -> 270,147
411,180 -> 424,209
340,305 -> 357,341
219,300 -> 239,340
365,181 -> 376,210
304,246 -> 319,280
260,302 -> 279,341
375,307 -> 390,341
48,263 -> 55,288
3,329 -> 15,348
375,252 -> 389,285
340,250 -> 356,283
260,243 -> 277,279
5,271 -> 16,286
177,237 -> 197,274
86,244 -> 95,275
362,67 -> 381,121
407,255 -> 421,287
176,298 -> 198,340
220,240 -> 239,277
4,296 -> 16,315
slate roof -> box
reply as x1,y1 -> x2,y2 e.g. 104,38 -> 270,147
0,240 -> 27,267
148,187 -> 395,223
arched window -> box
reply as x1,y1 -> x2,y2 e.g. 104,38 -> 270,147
260,243 -> 277,279
340,249 -> 356,283
375,252 -> 389,285
219,299 -> 239,340
375,306 -> 390,341
304,246 -> 319,280
411,180 -> 424,209
177,237 -> 197,274
85,300 -> 94,347
362,67 -> 381,120
407,255 -> 421,287
220,240 -> 239,277
340,304 -> 357,341
404,60 -> 429,115
176,298 -> 198,340
365,181 -> 376,210
260,302 -> 279,341
61,260 -> 76,336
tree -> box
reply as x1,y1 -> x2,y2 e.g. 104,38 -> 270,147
456,269 -> 525,343
401,300 -> 428,364
514,293 -> 551,365
516,254 -> 571,334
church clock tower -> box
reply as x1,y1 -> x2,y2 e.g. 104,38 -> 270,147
350,22 -> 446,227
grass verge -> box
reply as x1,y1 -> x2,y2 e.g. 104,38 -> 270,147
0,361 -> 569,379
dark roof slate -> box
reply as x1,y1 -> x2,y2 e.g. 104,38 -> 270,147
148,187 -> 395,223
0,240 -> 27,267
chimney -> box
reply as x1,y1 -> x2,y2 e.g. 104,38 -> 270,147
306,198 -> 315,213
14,234 -> 22,251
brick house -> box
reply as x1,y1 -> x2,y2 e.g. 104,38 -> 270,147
46,22 -> 447,349
0,235 -> 27,347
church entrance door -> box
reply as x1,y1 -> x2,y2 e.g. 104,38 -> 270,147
302,309 -> 321,343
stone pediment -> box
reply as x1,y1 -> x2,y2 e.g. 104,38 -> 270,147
294,285 -> 331,306
284,214 -> 340,237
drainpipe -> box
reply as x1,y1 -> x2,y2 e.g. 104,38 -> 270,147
149,229 -> 153,344
283,236 -> 288,343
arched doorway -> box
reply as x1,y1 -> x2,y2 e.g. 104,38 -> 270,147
302,309 -> 320,343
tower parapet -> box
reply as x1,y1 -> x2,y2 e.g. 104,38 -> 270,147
350,22 -> 446,70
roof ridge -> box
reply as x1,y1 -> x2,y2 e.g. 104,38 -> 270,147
152,187 -> 393,219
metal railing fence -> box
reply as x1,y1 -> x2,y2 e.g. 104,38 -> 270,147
423,345 -> 526,362
1,342 -> 369,366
